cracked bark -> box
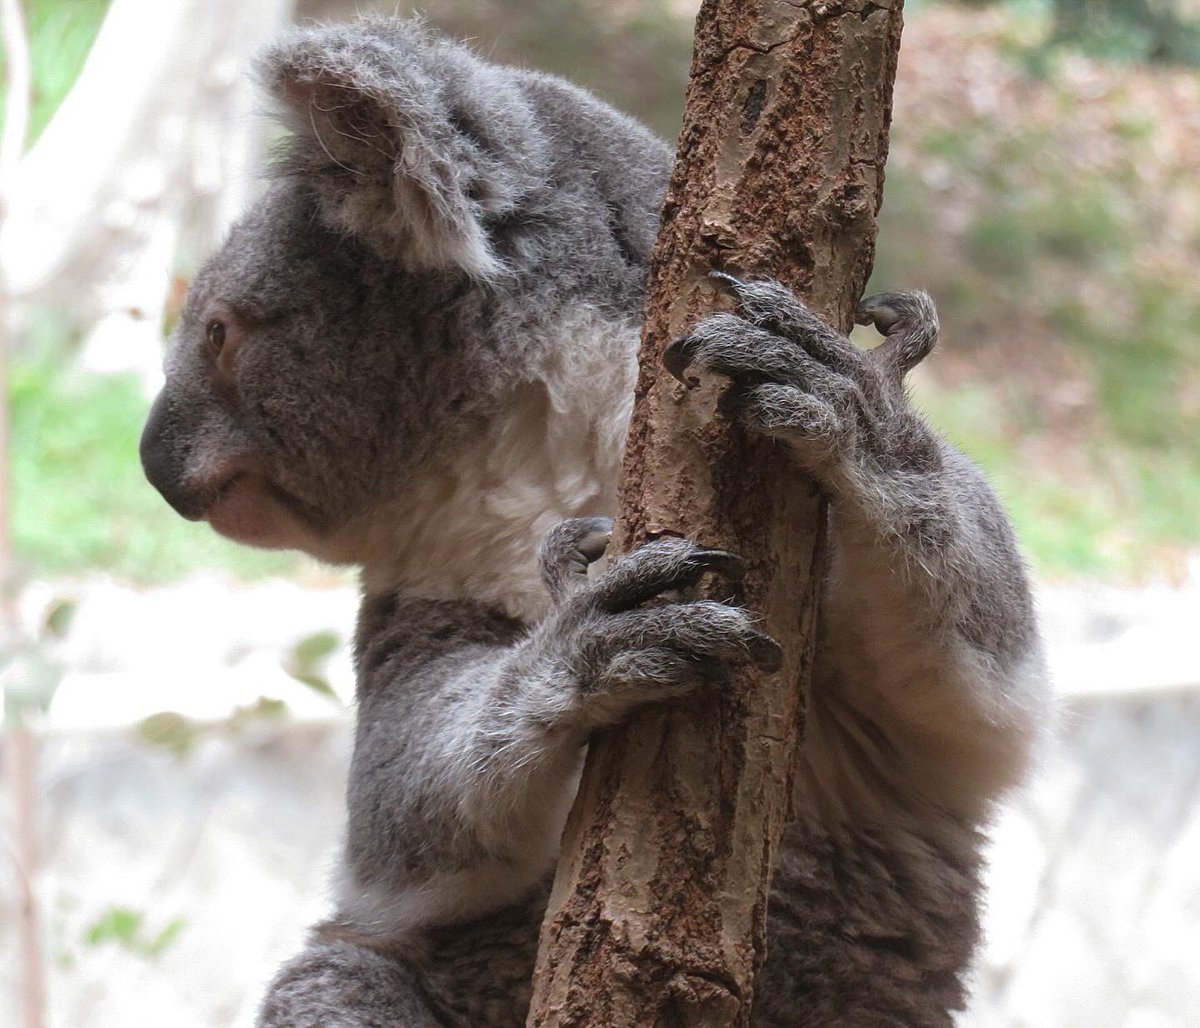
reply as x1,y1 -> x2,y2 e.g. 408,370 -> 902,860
527,2 -> 905,1025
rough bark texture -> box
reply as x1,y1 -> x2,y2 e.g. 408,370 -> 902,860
528,2 -> 905,1025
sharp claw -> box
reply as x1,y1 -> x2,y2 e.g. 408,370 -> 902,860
664,335 -> 700,387
708,270 -> 747,293
746,631 -> 784,672
692,548 -> 745,580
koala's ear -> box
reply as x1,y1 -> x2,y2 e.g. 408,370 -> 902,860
261,20 -> 547,279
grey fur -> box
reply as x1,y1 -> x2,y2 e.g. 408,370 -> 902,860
139,16 -> 1047,1026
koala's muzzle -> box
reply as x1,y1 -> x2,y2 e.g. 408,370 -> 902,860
140,392 -> 206,520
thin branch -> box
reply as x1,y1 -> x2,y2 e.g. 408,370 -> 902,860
0,0 -> 31,579
4,725 -> 45,1028
1,3 -> 44,1028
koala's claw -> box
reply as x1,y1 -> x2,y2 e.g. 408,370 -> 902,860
587,537 -> 744,613
567,599 -> 782,725
665,278 -> 943,482
528,535 -> 779,729
708,269 -> 748,293
591,603 -> 780,673
665,312 -> 837,394
687,547 -> 745,581
745,629 -> 784,672
664,333 -> 703,387
570,517 -> 614,563
664,272 -> 758,384
855,290 -> 939,376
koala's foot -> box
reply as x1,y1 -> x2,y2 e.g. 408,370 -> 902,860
526,529 -> 779,730
664,276 -> 940,487
259,937 -> 442,1028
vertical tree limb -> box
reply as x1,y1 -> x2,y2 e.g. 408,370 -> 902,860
0,0 -> 29,579
0,4 -> 44,1026
529,1 -> 904,1024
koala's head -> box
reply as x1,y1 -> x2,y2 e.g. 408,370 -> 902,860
140,18 -> 668,568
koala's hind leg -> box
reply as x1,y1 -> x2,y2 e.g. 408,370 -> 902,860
260,892 -> 543,1028
257,937 -> 442,1028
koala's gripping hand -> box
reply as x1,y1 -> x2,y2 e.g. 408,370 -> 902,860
334,518 -> 781,938
519,517 -> 781,732
666,276 -> 940,495
666,278 -> 1044,821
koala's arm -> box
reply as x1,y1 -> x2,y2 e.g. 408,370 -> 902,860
336,524 -> 780,935
809,430 -> 1043,821
668,283 -> 1046,825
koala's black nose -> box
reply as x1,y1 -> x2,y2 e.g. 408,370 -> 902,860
140,392 -> 205,520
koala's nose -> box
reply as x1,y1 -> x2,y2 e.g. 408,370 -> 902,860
140,392 -> 206,520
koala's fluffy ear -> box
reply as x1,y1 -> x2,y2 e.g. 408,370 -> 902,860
261,19 -> 549,279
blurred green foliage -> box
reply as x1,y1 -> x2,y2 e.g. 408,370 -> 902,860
939,0 -> 1200,67
83,906 -> 186,959
7,0 -> 1200,583
872,4 -> 1200,578
10,333 -> 300,581
1047,0 -> 1200,66
0,0 -> 111,144
909,378 -> 1200,579
284,631 -> 342,699
137,698 -> 298,762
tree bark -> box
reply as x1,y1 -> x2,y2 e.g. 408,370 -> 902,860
528,1 -> 905,1025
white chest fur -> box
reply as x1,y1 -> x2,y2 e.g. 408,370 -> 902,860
359,313 -> 640,620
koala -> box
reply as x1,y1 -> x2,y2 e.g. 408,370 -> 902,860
139,17 -> 1046,1027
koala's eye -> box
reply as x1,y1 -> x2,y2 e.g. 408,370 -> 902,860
206,319 -> 227,356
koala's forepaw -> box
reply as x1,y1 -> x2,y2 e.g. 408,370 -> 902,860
535,535 -> 780,729
665,276 -> 940,483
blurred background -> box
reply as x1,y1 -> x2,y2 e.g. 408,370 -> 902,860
0,0 -> 1197,1024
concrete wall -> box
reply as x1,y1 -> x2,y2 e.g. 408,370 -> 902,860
3,688 -> 1199,1025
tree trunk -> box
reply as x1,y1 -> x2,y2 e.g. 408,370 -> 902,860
528,1 -> 905,1025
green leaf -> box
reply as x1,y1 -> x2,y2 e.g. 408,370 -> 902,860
144,917 -> 187,958
137,712 -> 200,758
291,630 -> 339,667
288,672 -> 337,699
230,696 -> 290,724
83,906 -> 186,959
43,597 -> 78,639
84,907 -> 143,948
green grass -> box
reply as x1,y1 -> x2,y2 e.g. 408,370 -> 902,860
10,342 -> 305,583
911,375 -> 1200,580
